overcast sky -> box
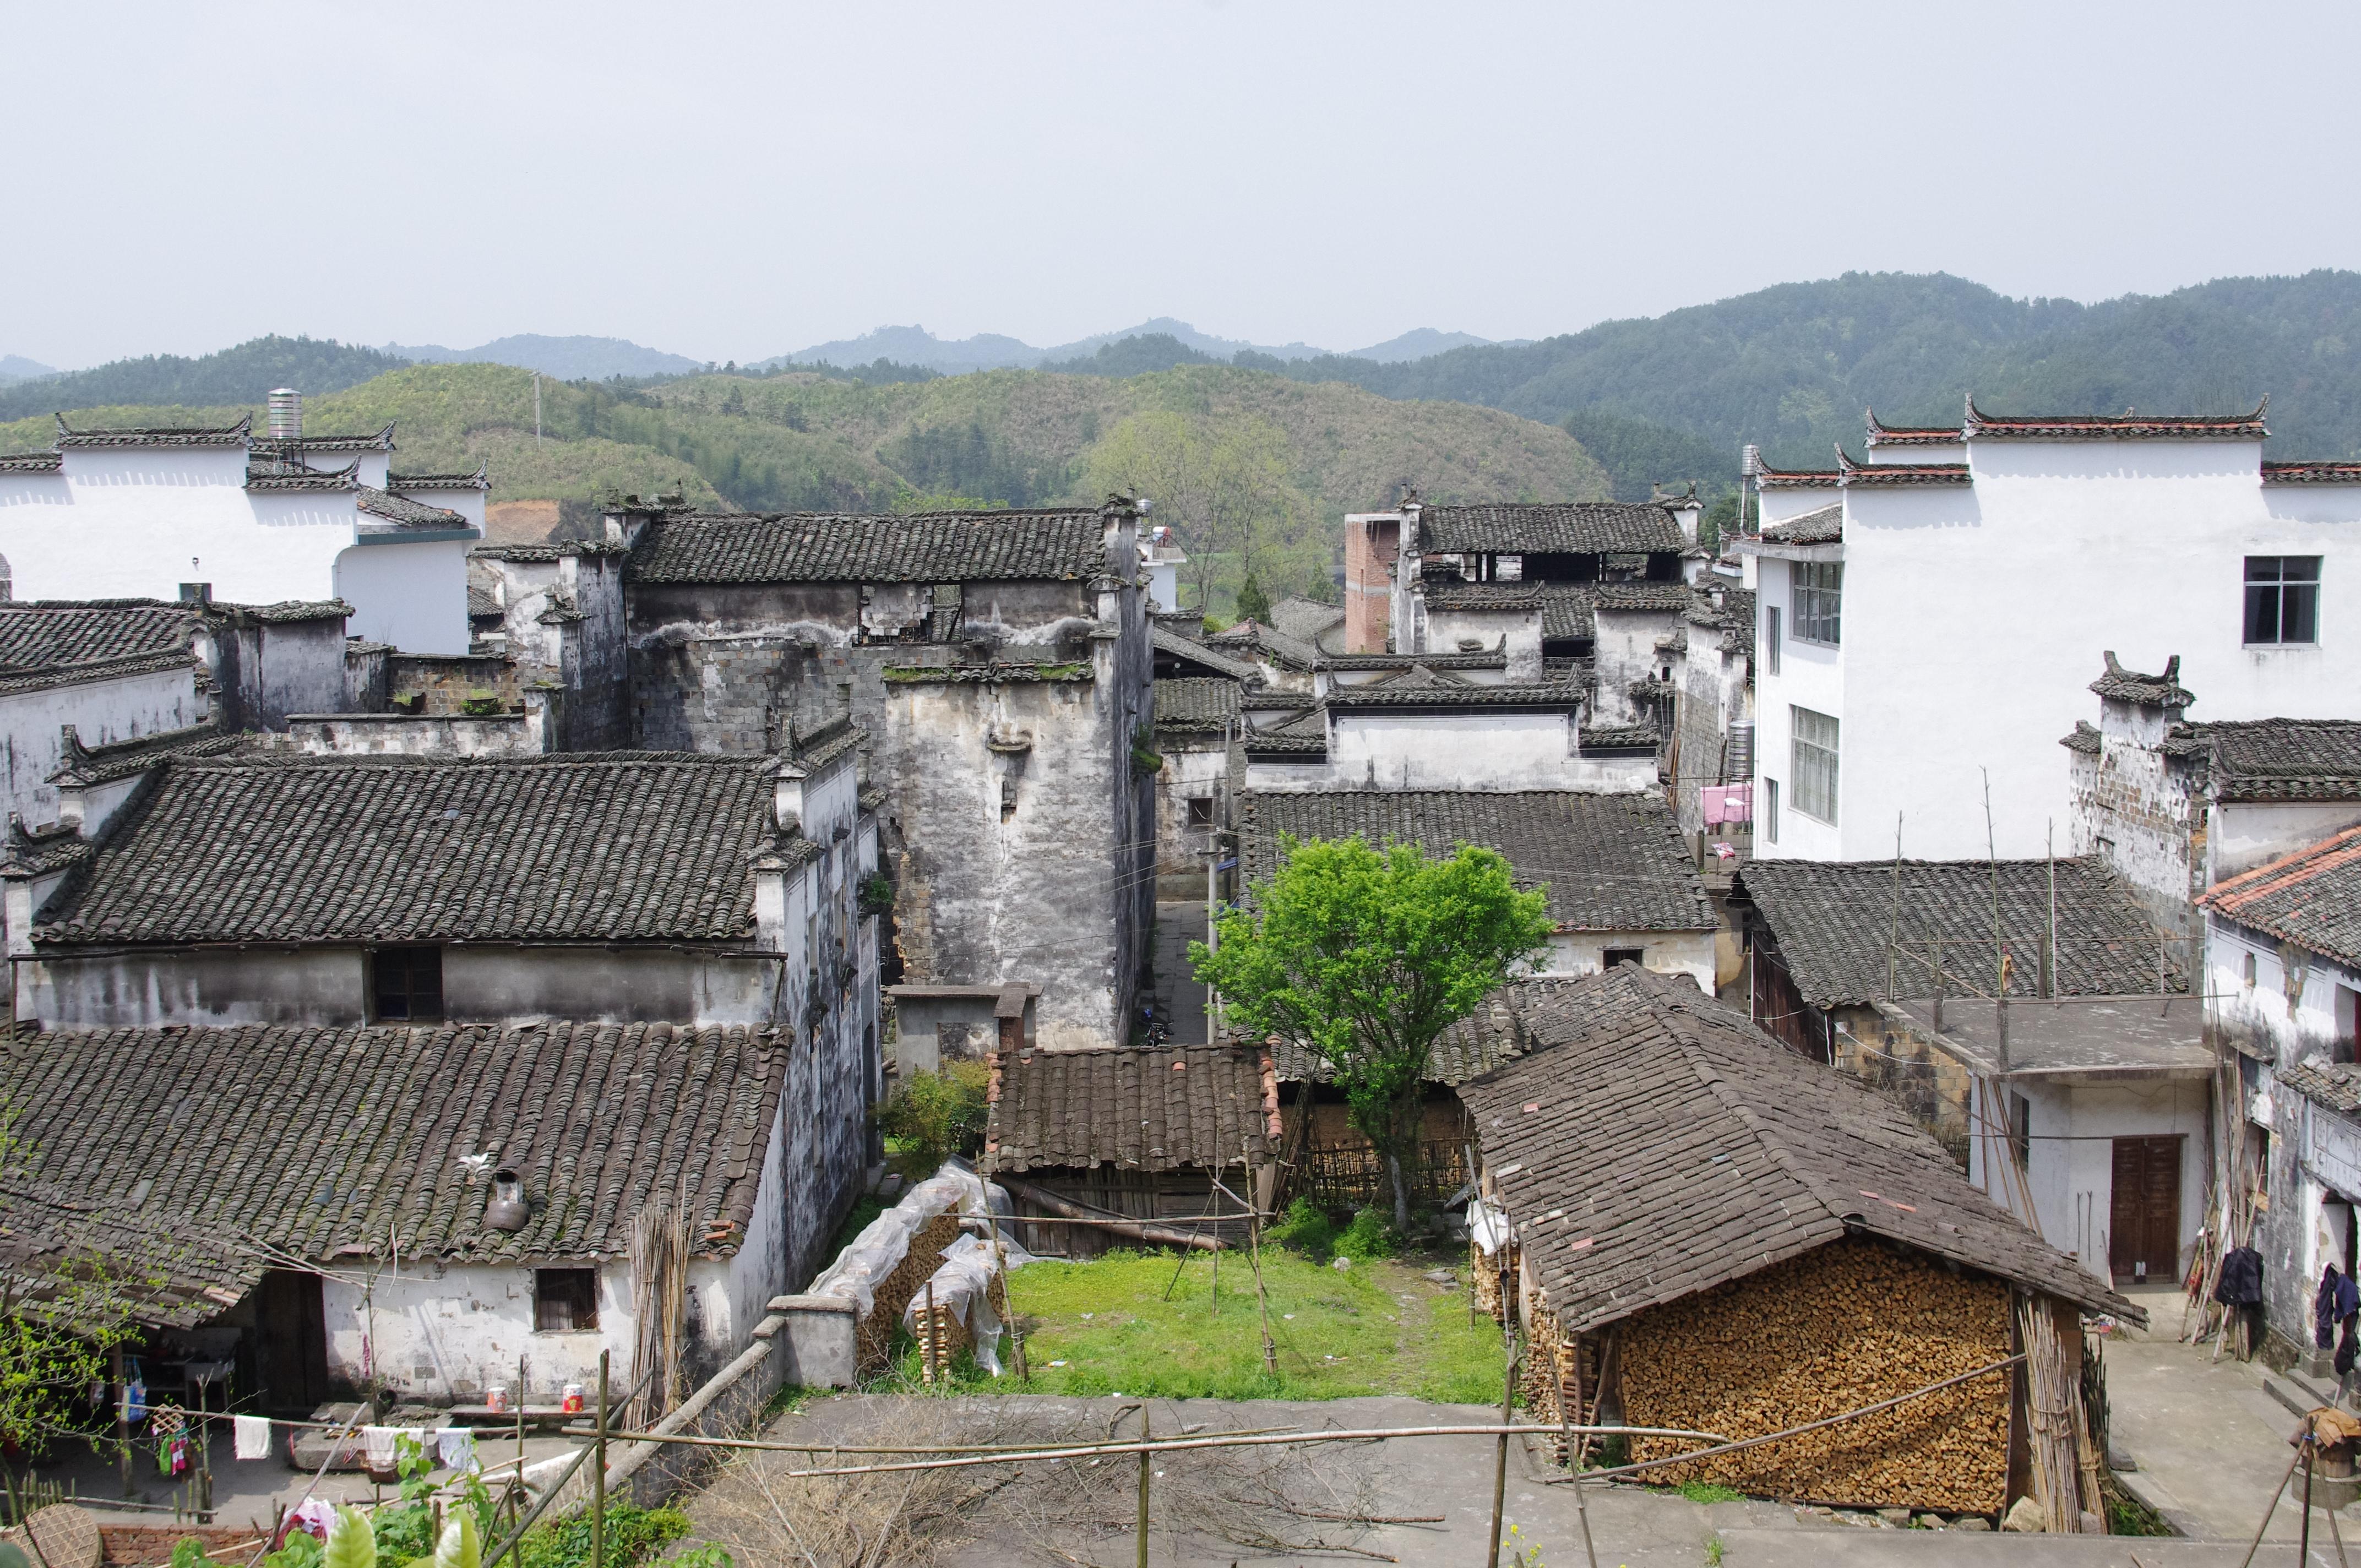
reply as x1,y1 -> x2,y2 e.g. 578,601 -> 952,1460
9,0 -> 2359,368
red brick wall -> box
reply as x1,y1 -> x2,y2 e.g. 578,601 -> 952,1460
1344,516 -> 1399,653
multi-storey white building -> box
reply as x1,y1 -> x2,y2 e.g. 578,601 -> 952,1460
1742,400 -> 2361,862
0,394 -> 479,653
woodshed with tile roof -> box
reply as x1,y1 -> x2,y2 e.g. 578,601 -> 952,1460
982,1043 -> 1279,1175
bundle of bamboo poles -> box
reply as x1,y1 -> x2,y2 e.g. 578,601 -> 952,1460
1615,1239 -> 2012,1513
624,1199 -> 690,1432
2015,1292 -> 2104,1532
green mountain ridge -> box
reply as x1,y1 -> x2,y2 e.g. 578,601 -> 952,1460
0,362 -> 1607,612
1254,269 -> 2361,470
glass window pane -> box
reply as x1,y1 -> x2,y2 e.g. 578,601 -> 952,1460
2286,582 -> 2319,643
2248,556 -> 2282,584
2246,584 -> 2280,644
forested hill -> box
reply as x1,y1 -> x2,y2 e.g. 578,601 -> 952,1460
0,362 -> 1608,616
0,336 -> 409,423
1263,270 -> 2361,470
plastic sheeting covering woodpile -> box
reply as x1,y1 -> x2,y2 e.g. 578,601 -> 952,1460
803,1161 -> 1024,1375
1614,1238 -> 2012,1513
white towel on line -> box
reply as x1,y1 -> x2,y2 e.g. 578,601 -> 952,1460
437,1428 -> 479,1473
362,1424 -> 398,1467
232,1414 -> 272,1461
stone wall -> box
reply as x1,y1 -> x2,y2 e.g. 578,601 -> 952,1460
2066,695 -> 2202,940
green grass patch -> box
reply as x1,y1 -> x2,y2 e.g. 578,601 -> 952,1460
895,1246 -> 1507,1402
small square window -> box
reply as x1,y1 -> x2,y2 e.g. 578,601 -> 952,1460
2245,556 -> 2321,645
535,1268 -> 599,1332
1185,797 -> 1216,831
372,946 -> 443,1022
1602,947 -> 1645,970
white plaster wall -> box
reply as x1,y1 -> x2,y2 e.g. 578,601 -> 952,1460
2213,801 -> 2361,883
1966,1075 -> 2208,1284
399,486 -> 486,529
324,1262 -> 632,1403
282,712 -> 546,757
1749,555 -> 1846,861
1799,443 -> 2361,861
2208,913 -> 2361,1066
1591,608 -> 1678,726
1421,606 -> 1542,680
1539,929 -> 1715,989
1756,487 -> 1841,527
1327,710 -> 1574,791
0,666 -> 203,829
1867,443 -> 1966,465
335,538 -> 474,654
0,450 -> 358,604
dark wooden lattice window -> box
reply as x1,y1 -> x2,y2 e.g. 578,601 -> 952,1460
372,946 -> 444,1022
535,1268 -> 599,1331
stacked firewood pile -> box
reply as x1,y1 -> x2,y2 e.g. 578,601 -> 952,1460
857,1213 -> 965,1374
912,1268 -> 1013,1382
1470,1235 -> 1520,1321
1615,1238 -> 2012,1513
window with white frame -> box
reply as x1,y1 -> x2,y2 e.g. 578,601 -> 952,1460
1793,562 -> 1842,645
1791,706 -> 1838,824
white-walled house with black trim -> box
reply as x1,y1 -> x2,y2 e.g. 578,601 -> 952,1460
1740,402 -> 2361,863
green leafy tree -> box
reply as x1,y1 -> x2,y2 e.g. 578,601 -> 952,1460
1190,837 -> 1552,1231
1233,574 -> 1272,625
1079,409 -> 1322,617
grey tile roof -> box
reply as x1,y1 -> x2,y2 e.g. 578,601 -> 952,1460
1762,503 -> 1843,545
1965,395 -> 2269,442
2264,461 -> 2361,486
1,1020 -> 783,1265
1,815 -> 94,877
1320,649 -> 1508,672
2201,824 -> 2361,968
2277,1059 -> 2361,1114
1324,675 -> 1585,711
0,1174 -> 263,1330
1152,625 -> 1259,682
2185,719 -> 2361,803
246,460 -> 360,493
1754,460 -> 1841,489
628,508 -> 1108,584
1419,503 -> 1684,556
53,415 -> 251,450
0,451 -> 62,473
784,714 -> 867,774
1269,596 -> 1345,643
2062,720 -> 2102,755
1591,582 -> 1698,613
50,721 -> 244,786
35,753 -> 795,946
1734,857 -> 2181,1009
1833,450 -> 1971,487
982,1043 -> 1277,1174
1580,725 -> 1662,752
358,487 -> 471,530
1241,707 -> 1330,755
1155,677 -> 1241,734
2090,652 -> 2192,708
253,426 -> 395,456
1204,619 -> 1325,670
0,601 -> 202,669
246,599 -> 353,623
391,464 -> 492,492
472,540 -> 629,563
1460,965 -> 2135,1333
1237,789 -> 1713,932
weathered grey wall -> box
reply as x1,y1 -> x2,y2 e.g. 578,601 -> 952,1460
1591,606 -> 1682,726
254,617 -> 352,728
2066,696 -> 2202,940
25,944 -> 776,1029
26,946 -> 366,1028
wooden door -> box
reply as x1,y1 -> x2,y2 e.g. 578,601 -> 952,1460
253,1269 -> 329,1413
2109,1136 -> 2184,1285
